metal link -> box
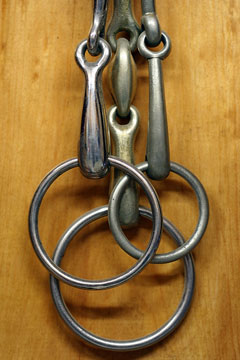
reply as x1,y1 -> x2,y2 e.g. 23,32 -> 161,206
108,105 -> 139,227
141,0 -> 161,47
138,31 -> 171,180
108,38 -> 137,118
29,1 -> 209,351
75,38 -> 111,179
88,0 -> 109,56
107,0 -> 141,52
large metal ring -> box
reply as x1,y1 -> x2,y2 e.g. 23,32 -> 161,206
50,206 -> 195,351
28,157 -> 162,290
108,161 -> 209,263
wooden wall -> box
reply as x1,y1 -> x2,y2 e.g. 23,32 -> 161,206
1,1 -> 239,359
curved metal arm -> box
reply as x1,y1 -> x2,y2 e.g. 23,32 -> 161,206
88,0 -> 109,56
141,0 -> 161,47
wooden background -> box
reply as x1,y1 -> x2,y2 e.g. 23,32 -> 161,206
1,1 -> 239,359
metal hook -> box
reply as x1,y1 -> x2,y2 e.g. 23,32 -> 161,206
88,0 -> 109,56
141,0 -> 161,47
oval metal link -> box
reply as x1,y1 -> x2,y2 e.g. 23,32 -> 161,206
108,38 -> 137,118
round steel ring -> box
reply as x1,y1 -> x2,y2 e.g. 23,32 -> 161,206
28,156 -> 162,289
138,31 -> 171,60
108,161 -> 209,263
50,205 -> 195,351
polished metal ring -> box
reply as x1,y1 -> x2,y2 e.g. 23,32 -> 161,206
108,161 -> 209,263
28,156 -> 162,290
50,205 -> 195,351
138,30 -> 171,60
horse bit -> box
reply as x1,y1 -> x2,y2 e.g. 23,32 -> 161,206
29,0 -> 209,352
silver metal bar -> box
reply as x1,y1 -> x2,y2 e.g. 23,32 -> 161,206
75,38 -> 111,178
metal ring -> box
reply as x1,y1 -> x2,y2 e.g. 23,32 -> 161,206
108,161 -> 209,263
138,30 -> 171,60
75,38 -> 111,71
28,157 -> 162,290
50,206 -> 195,351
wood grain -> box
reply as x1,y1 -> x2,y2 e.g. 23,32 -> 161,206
1,0 -> 240,359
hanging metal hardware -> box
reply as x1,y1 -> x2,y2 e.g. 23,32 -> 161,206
141,0 -> 161,47
75,38 -> 111,178
108,37 -> 137,118
107,0 -> 141,52
88,0 -> 109,56
29,1 -> 209,352
138,30 -> 171,180
108,105 -> 139,227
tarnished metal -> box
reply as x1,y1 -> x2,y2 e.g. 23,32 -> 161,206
88,0 -> 109,56
138,31 -> 171,180
107,0 -> 141,52
75,38 -> 111,179
108,38 -> 137,118
108,161 -> 209,263
29,156 -> 163,289
50,205 -> 195,351
108,105 -> 139,227
141,0 -> 161,47
29,1 -> 210,351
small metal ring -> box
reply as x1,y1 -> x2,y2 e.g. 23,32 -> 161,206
75,38 -> 111,71
28,157 -> 162,290
107,28 -> 140,53
50,206 -> 195,351
138,30 -> 171,60
108,161 -> 209,263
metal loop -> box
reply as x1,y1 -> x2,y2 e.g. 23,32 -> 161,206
75,38 -> 111,73
50,206 -> 195,351
28,157 -> 162,290
106,0 -> 141,52
87,0 -> 109,56
108,161 -> 209,263
141,0 -> 162,45
138,30 -> 171,60
141,13 -> 161,47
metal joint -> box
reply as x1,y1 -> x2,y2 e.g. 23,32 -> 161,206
107,0 -> 141,52
108,37 -> 137,118
88,0 -> 109,56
